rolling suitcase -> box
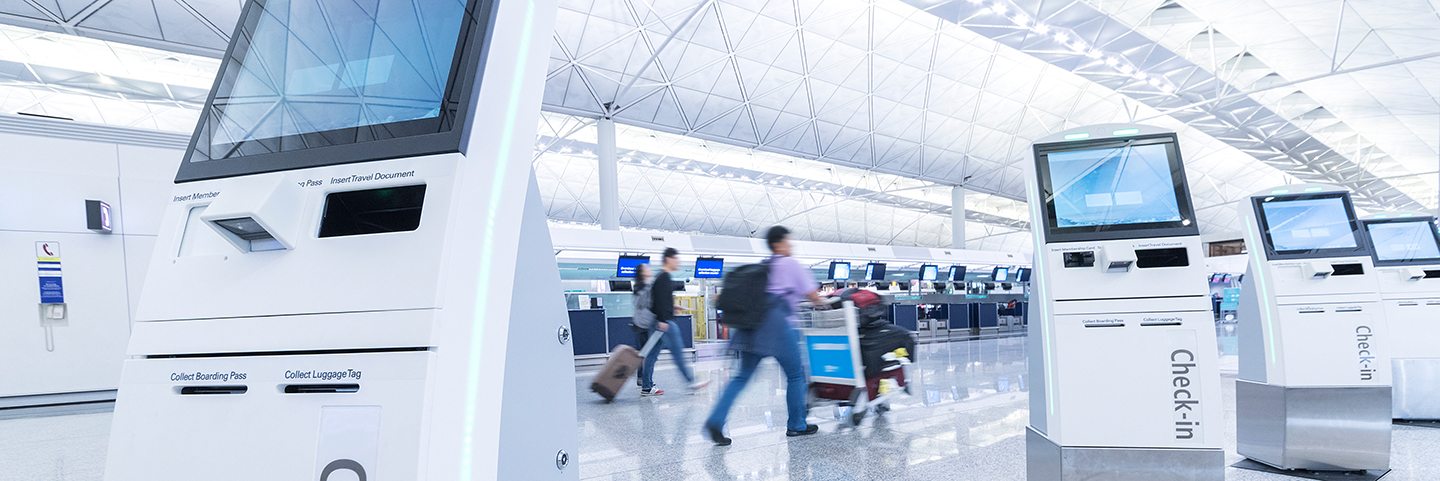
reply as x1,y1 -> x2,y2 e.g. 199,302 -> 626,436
591,330 -> 663,402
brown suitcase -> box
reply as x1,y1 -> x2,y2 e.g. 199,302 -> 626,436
591,331 -> 662,402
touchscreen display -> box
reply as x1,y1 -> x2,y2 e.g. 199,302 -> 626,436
1367,221 -> 1440,263
1046,144 -> 1182,228
1260,197 -> 1358,251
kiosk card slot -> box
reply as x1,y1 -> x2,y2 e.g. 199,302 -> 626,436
178,386 -> 248,395
1428,300 -> 1440,306
1297,307 -> 1326,314
283,384 -> 360,394
1063,251 -> 1094,268
1399,301 -> 1419,307
1335,306 -> 1364,313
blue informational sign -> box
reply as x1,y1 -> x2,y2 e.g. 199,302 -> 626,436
694,258 -> 724,278
35,241 -> 63,303
1220,288 -> 1240,311
805,335 -> 855,379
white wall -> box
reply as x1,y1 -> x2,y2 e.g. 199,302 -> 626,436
0,114 -> 185,401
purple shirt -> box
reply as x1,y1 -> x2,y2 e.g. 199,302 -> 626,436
766,255 -> 817,319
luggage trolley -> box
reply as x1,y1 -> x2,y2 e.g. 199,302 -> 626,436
798,301 -> 912,426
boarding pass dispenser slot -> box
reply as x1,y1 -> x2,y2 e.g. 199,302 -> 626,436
283,384 -> 360,394
1303,261 -> 1334,279
178,386 -> 248,395
1100,247 -> 1136,273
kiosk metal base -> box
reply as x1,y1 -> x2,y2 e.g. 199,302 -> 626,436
1393,358 -> 1440,420
1235,380 -> 1391,471
1230,459 -> 1389,481
1025,427 -> 1224,481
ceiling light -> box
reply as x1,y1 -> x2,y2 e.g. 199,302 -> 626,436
1086,49 -> 1102,58
1132,72 -> 1146,80
990,4 -> 1007,15
1032,24 -> 1050,35
1053,32 -> 1069,43
1105,57 -> 1119,66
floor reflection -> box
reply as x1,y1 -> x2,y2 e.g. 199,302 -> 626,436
575,336 -> 1032,480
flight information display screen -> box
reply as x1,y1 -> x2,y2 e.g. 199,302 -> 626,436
694,258 -> 724,278
177,0 -> 490,181
948,265 -> 966,281
1259,197 -> 1359,251
828,262 -> 851,280
1035,133 -> 1197,242
920,265 -> 938,281
1047,144 -> 1181,228
992,267 -> 1009,282
616,255 -> 650,278
865,263 -> 886,281
1365,220 -> 1440,264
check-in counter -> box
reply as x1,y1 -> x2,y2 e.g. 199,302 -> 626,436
567,309 -> 693,367
949,303 -> 975,337
975,303 -> 1000,336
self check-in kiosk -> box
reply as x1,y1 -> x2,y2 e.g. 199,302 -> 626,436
1235,185 -> 1391,471
1025,124 -> 1223,481
104,1 -> 572,480
1359,213 -> 1440,420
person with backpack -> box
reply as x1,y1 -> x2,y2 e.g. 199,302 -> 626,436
631,263 -> 656,390
640,248 -> 709,396
704,226 -> 825,445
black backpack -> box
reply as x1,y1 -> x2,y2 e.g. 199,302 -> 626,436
717,261 -> 770,330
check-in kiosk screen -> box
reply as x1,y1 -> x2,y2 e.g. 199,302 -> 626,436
1253,192 -> 1370,260
177,0 -> 490,181
1035,134 -> 1197,242
828,262 -> 851,280
1365,220 -> 1440,264
920,265 -> 938,281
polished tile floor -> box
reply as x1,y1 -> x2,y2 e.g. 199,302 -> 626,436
3,328 -> 1439,480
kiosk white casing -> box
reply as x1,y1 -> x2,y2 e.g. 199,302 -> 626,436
1358,213 -> 1440,419
103,0 -> 574,480
1024,124 -> 1223,481
1235,184 -> 1391,471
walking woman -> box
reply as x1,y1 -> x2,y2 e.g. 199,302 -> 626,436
704,225 -> 826,445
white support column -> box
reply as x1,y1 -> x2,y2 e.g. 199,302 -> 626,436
597,117 -> 620,230
952,185 -> 966,249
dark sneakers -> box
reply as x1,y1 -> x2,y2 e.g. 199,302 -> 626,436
705,424 -> 731,446
786,424 -> 820,437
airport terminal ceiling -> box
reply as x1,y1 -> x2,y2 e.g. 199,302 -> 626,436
0,0 -> 1435,244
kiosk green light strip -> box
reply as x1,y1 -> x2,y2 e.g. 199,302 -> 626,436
1027,175 -> 1056,416
461,1 -> 537,478
1244,213 -> 1278,364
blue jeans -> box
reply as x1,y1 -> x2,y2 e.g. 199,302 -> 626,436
641,320 -> 693,391
705,301 -> 808,431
